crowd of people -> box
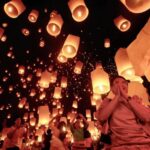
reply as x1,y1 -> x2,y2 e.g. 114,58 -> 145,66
0,76 -> 150,150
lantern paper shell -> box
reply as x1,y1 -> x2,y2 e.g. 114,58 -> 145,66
61,76 -> 67,88
68,0 -> 89,22
120,0 -> 150,13
104,38 -> 111,48
86,109 -> 91,118
18,65 -> 25,75
62,34 -> 80,58
0,28 -> 4,39
74,61 -> 83,74
38,105 -> 50,126
114,15 -> 131,32
127,18 -> 150,81
57,52 -> 68,63
30,117 -> 36,126
72,100 -> 78,109
4,0 -> 26,18
18,97 -> 27,108
91,64 -> 110,94
50,71 -> 57,83
28,9 -> 39,23
53,87 -> 62,99
128,81 -> 150,106
46,11 -> 63,37
115,48 -> 143,83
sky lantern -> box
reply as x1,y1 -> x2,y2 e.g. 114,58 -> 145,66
128,81 -> 150,106
91,64 -> 110,95
68,0 -> 89,22
62,34 -> 80,58
36,69 -> 42,77
46,10 -> 63,37
114,15 -> 131,32
18,65 -> 25,75
127,18 -> 150,81
86,109 -> 91,118
18,97 -> 27,108
61,76 -> 67,88
104,38 -> 111,48
4,0 -> 26,18
57,51 -> 68,63
115,48 -> 143,83
30,89 -> 36,97
30,117 -> 36,126
120,0 -> 150,13
72,100 -> 78,109
50,71 -> 57,83
28,9 -> 39,23
52,108 -> 58,117
38,105 -> 50,126
74,61 -> 83,74
38,70 -> 51,88
53,87 -> 62,99
0,27 -> 4,39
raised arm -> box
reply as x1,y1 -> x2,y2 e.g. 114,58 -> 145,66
78,114 -> 89,128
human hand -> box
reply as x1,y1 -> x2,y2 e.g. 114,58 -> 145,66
119,85 -> 128,100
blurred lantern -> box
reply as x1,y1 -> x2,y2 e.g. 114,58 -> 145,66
18,65 -> 25,75
18,97 -> 27,108
30,112 -> 34,118
22,28 -> 30,36
2,23 -> 8,28
0,27 -> 4,39
74,61 -> 83,74
28,9 -> 39,23
104,38 -> 111,48
7,113 -> 11,119
91,64 -> 110,94
128,81 -> 150,106
127,18 -> 150,81
62,34 -> 80,58
86,109 -> 91,118
27,74 -> 32,81
50,71 -> 57,83
1,35 -> 7,42
4,0 -> 26,18
7,51 -> 13,57
72,100 -> 78,109
38,70 -> 51,88
93,93 -> 101,100
39,91 -> 46,100
57,102 -> 61,109
46,10 -> 63,37
57,52 -> 68,63
9,85 -> 13,92
25,102 -> 29,109
115,48 -> 143,83
59,108 -> 64,115
22,83 -> 27,88
39,40 -> 45,47
52,108 -> 58,117
53,87 -> 62,99
120,0 -> 150,13
30,89 -> 36,97
68,0 -> 89,22
91,96 -> 96,106
23,113 -> 28,121
30,117 -> 36,126
61,76 -> 67,88
38,105 -> 50,126
36,69 -> 42,77
114,15 -> 131,32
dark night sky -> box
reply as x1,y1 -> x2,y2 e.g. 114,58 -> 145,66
0,0 -> 150,122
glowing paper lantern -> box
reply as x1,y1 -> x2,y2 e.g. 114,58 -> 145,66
74,61 -> 83,74
128,81 -> 150,106
38,70 -> 51,88
53,87 -> 62,99
104,38 -> 111,48
36,69 -> 42,77
0,27 -> 4,39
46,10 -> 63,37
68,0 -> 89,22
61,76 -> 67,88
114,15 -> 131,32
52,108 -> 58,117
62,34 -> 80,58
115,48 -> 143,83
86,109 -> 91,118
30,117 -> 36,126
91,64 -> 110,94
120,0 -> 150,13
23,113 -> 28,121
30,89 -> 36,97
38,105 -> 50,126
28,9 -> 39,23
72,100 -> 78,109
18,97 -> 27,108
21,28 -> 30,36
18,65 -> 25,75
4,0 -> 26,18
50,71 -> 57,83
57,52 -> 68,63
127,18 -> 150,81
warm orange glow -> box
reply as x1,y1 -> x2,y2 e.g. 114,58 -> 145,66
115,48 -> 143,83
0,27 -> 4,39
120,0 -> 150,13
68,0 -> 89,22
57,52 -> 68,63
74,61 -> 83,74
61,76 -> 67,88
46,11 -> 63,37
53,87 -> 62,99
22,28 -> 30,36
28,9 -> 39,23
91,64 -> 110,94
72,100 -> 78,108
62,34 -> 80,58
114,15 -> 131,32
4,0 -> 26,18
86,109 -> 91,118
50,71 -> 57,83
18,65 -> 25,75
104,38 -> 111,48
30,117 -> 36,126
18,97 -> 27,108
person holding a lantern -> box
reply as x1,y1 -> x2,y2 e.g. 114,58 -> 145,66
96,76 -> 150,150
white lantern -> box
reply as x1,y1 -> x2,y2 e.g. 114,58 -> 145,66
53,87 -> 62,99
4,0 -> 26,18
68,0 -> 89,22
28,9 -> 39,23
74,61 -> 83,74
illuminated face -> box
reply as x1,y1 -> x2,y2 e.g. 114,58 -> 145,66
111,77 -> 128,94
